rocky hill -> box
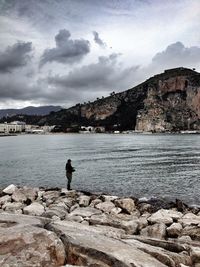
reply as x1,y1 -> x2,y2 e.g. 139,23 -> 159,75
0,105 -> 62,118
1,67 -> 200,132
40,67 -> 200,132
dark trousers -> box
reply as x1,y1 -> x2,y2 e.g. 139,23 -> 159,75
66,172 -> 72,190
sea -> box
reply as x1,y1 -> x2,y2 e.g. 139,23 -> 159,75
0,133 -> 200,205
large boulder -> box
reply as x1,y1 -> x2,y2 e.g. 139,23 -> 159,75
167,222 -> 183,237
69,207 -> 102,218
0,195 -> 11,206
140,223 -> 166,239
148,209 -> 183,225
114,198 -> 136,214
78,195 -> 91,207
0,213 -> 65,267
89,213 -> 139,234
95,201 -> 116,213
23,202 -> 45,216
2,202 -> 24,213
179,213 -> 200,227
3,184 -> 17,195
48,220 -> 167,267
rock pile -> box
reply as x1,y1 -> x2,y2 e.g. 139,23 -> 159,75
0,184 -> 200,266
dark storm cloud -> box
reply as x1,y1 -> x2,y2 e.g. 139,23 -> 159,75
93,31 -> 107,48
48,53 -> 139,93
40,29 -> 90,67
152,42 -> 200,67
0,42 -> 32,73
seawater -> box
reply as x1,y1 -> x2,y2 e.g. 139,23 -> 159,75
0,134 -> 200,205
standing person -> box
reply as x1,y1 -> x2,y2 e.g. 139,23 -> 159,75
65,159 -> 75,190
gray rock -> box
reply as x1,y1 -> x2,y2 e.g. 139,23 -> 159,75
3,184 -> 17,195
0,214 -> 65,267
167,222 -> 183,237
12,189 -> 27,202
190,246 -> 200,264
114,198 -> 136,214
100,195 -> 118,202
110,207 -> 122,215
181,226 -> 200,241
23,202 -> 45,216
140,223 -> 166,239
70,207 -> 102,218
178,235 -> 192,242
89,213 -> 139,234
78,195 -> 91,207
48,220 -> 167,267
138,216 -> 149,231
2,202 -> 24,212
89,198 -> 102,207
66,214 -> 84,223
125,237 -> 192,267
0,195 -> 11,206
95,201 -> 115,213
148,209 -> 183,225
179,213 -> 200,227
70,203 -> 79,212
42,190 -> 60,202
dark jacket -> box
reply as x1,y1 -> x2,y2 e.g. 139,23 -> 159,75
65,163 -> 75,173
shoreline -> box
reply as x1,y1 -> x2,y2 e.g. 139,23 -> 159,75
0,184 -> 200,266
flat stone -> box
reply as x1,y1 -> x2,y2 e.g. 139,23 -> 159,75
42,190 -> 60,202
48,220 -> 167,267
89,213 -> 139,234
140,223 -> 166,239
95,201 -> 115,213
179,213 -> 200,227
70,207 -> 102,218
23,202 -> 45,216
114,198 -> 136,214
148,209 -> 183,225
2,202 -> 24,212
100,195 -> 118,202
0,213 -> 47,227
124,237 -> 192,267
66,215 -> 84,223
3,184 -> 17,195
110,207 -> 122,215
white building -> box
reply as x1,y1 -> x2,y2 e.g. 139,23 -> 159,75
0,122 -> 26,133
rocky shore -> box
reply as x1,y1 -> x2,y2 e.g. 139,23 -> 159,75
0,185 -> 200,266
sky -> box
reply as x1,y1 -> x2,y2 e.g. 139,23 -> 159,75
0,0 -> 200,109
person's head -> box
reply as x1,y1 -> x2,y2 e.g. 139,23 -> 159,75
67,159 -> 71,163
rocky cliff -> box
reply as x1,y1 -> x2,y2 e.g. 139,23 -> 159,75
43,67 -> 200,132
2,67 -> 199,132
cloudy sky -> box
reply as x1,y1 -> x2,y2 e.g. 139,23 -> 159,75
0,0 -> 200,109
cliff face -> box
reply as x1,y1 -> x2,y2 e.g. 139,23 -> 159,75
135,69 -> 200,132
21,67 -> 199,132
61,67 -> 200,132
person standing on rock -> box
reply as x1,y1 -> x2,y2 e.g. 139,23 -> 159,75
65,159 -> 75,190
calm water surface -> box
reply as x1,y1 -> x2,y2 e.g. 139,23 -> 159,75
0,134 -> 200,204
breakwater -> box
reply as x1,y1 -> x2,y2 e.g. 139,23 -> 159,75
0,184 -> 200,266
